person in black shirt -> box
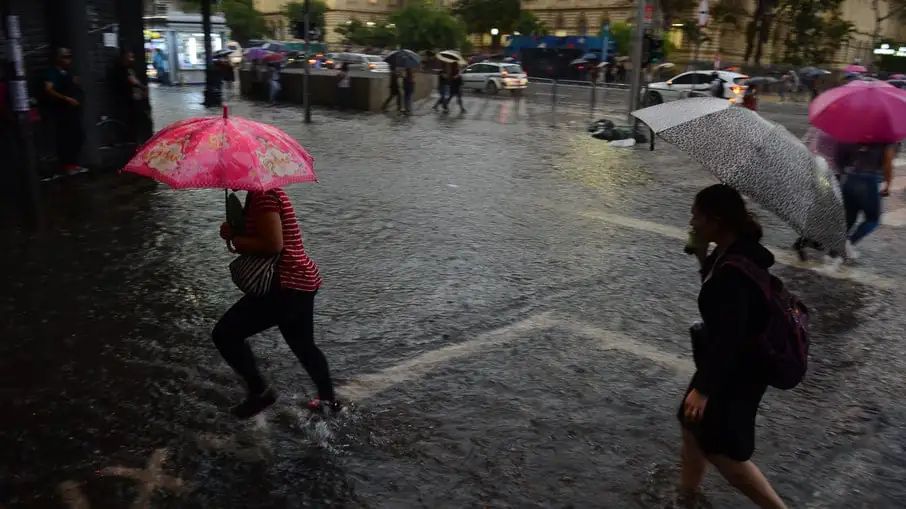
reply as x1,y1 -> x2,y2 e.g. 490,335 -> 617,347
381,66 -> 402,113
44,48 -> 84,174
109,50 -> 148,145
444,63 -> 466,113
680,184 -> 789,509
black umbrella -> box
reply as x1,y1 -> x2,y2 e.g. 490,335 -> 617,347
385,49 -> 421,69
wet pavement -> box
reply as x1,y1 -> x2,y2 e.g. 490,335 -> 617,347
3,86 -> 906,508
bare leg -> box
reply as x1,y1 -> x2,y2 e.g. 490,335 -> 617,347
708,454 -> 788,509
680,429 -> 708,494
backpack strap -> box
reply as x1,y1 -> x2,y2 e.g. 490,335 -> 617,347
716,254 -> 773,301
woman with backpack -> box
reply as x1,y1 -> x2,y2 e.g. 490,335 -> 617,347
680,184 -> 789,509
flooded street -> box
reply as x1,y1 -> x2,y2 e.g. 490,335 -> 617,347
3,87 -> 906,508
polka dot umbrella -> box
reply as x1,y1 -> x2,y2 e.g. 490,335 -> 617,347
632,97 -> 846,255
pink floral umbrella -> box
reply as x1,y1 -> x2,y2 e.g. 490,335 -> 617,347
844,64 -> 867,73
809,79 -> 906,144
123,105 -> 317,190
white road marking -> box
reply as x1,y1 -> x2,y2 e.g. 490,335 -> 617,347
340,311 -> 558,401
560,318 -> 694,377
883,206 -> 906,227
98,448 -> 188,509
577,210 -> 896,290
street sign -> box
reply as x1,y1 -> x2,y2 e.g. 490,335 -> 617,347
697,0 -> 709,27
644,3 -> 654,26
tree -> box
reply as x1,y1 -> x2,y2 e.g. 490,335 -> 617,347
391,4 -> 467,51
335,19 -> 398,48
179,0 -> 267,44
218,0 -> 268,44
658,0 -> 699,27
742,0 -> 778,65
284,0 -> 328,35
869,0 -> 906,63
452,0 -> 520,49
680,20 -> 711,64
514,11 -> 549,36
610,21 -> 634,56
780,0 -> 854,65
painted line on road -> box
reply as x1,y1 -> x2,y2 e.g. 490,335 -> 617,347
560,318 -> 693,377
339,311 -> 559,401
577,210 -> 896,290
339,312 -> 694,402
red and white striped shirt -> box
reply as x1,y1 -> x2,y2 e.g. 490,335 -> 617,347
244,189 -> 322,292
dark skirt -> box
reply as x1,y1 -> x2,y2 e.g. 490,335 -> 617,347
677,373 -> 766,462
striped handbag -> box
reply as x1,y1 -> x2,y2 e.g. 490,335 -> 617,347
229,253 -> 279,297
227,191 -> 279,297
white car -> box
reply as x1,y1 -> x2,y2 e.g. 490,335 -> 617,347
644,70 -> 749,106
461,62 -> 528,94
332,53 -> 390,72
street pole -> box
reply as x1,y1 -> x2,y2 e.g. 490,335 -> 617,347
303,0 -> 312,123
201,0 -> 221,107
627,0 -> 647,123
3,9 -> 42,227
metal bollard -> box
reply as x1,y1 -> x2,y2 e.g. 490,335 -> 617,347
551,79 -> 558,124
590,80 -> 597,114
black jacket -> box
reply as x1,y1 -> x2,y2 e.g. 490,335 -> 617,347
693,239 -> 773,396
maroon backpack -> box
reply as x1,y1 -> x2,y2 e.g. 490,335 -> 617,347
718,255 -> 810,390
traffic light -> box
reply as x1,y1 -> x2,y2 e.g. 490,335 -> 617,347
642,35 -> 664,64
293,21 -> 322,41
649,38 -> 664,63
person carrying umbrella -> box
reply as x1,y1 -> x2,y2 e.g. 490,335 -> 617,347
403,68 -> 415,114
835,142 -> 895,258
809,80 -> 904,259
381,65 -> 402,113
433,63 -> 450,112
123,107 -> 341,418
445,63 -> 466,113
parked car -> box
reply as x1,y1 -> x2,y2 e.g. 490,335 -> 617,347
461,62 -> 528,94
644,70 -> 750,106
330,52 -> 390,72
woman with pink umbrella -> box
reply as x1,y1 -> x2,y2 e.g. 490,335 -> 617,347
810,80 -> 902,260
124,106 -> 341,418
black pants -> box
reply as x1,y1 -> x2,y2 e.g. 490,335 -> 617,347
212,288 -> 335,400
54,106 -> 83,169
444,86 -> 464,110
382,89 -> 401,111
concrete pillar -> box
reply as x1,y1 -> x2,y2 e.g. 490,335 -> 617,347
117,0 -> 147,83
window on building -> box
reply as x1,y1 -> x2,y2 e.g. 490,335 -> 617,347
177,32 -> 223,70
577,13 -> 588,35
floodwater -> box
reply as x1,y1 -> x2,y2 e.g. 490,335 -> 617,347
2,87 -> 906,508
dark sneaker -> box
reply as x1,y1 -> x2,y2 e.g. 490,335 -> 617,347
230,387 -> 277,419
306,398 -> 343,414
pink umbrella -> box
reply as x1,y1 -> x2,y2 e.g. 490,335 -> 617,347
890,73 -> 906,79
809,80 -> 906,144
123,106 -> 317,190
844,64 -> 867,73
